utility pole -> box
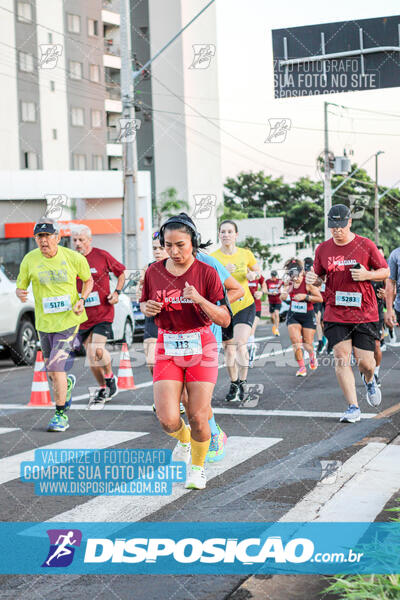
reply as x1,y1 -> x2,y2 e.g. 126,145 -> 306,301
120,0 -> 139,269
374,150 -> 384,245
323,101 -> 332,241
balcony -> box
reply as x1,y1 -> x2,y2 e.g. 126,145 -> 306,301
102,9 -> 120,26
107,126 -> 120,143
104,40 -> 120,56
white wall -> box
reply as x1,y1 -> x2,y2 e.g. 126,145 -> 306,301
0,0 -> 20,169
236,217 -> 284,244
36,0 -> 70,170
180,0 -> 223,245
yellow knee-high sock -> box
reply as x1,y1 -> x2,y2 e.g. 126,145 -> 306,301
167,418 -> 190,444
190,436 -> 211,468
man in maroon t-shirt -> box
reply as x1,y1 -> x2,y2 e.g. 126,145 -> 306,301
307,204 -> 389,423
265,271 -> 283,336
72,225 -> 126,403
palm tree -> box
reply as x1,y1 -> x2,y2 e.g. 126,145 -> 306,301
154,187 -> 189,227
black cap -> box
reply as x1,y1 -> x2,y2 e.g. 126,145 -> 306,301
328,204 -> 351,228
33,221 -> 57,235
271,270 -> 278,277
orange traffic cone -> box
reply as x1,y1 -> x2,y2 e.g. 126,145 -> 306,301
117,343 -> 135,390
28,351 -> 53,406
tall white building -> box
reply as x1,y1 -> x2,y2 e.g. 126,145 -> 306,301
0,0 -> 223,276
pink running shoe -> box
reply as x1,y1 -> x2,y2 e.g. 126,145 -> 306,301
296,366 -> 307,377
309,355 -> 318,371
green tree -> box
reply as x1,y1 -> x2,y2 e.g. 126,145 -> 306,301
223,168 -> 400,253
154,187 -> 189,227
237,236 -> 281,270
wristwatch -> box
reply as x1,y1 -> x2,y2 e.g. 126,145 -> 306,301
115,289 -> 122,295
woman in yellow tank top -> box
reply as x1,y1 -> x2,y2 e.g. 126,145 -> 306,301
211,220 -> 261,403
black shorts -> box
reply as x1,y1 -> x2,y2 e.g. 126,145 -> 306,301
144,316 -> 158,340
378,319 -> 385,338
79,322 -> 113,344
255,310 -> 261,318
222,303 -> 256,341
286,310 -> 316,329
323,321 -> 380,352
269,303 -> 281,312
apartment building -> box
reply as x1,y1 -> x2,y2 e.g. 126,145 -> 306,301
0,0 -> 222,275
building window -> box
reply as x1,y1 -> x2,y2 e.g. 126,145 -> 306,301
48,32 -> 53,43
21,101 -> 36,122
52,129 -> 57,140
88,19 -> 98,36
69,60 -> 83,80
67,13 -> 80,34
91,109 -> 102,128
23,151 -> 38,169
72,154 -> 86,170
17,2 -> 32,23
50,80 -> 55,91
18,51 -> 34,72
92,155 -> 103,170
89,64 -> 100,82
71,107 -> 84,126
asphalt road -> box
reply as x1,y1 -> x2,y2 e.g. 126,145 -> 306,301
1,321 -> 400,599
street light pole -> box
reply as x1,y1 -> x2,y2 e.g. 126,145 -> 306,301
324,101 -> 332,241
374,150 -> 384,245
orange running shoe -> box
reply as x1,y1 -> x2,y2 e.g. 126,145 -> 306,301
309,355 -> 318,370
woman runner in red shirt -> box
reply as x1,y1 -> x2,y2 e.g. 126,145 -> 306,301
280,258 -> 323,377
140,214 -> 230,490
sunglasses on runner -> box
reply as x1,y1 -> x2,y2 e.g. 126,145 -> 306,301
152,231 -> 160,240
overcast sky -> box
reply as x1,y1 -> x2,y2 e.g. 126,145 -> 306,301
215,0 -> 400,189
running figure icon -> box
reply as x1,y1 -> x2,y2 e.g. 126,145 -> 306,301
45,531 -> 78,566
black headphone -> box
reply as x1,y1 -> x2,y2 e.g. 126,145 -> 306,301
159,214 -> 202,249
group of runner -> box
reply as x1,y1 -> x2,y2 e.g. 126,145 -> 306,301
15,204 -> 396,489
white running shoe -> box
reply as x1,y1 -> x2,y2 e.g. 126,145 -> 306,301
172,441 -> 191,464
185,465 -> 206,490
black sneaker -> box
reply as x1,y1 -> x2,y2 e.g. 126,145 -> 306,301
105,374 -> 118,400
316,340 -> 324,354
238,380 -> 248,402
225,381 -> 240,402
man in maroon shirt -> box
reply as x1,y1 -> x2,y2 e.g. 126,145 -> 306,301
307,204 -> 389,423
265,271 -> 283,336
72,225 -> 126,403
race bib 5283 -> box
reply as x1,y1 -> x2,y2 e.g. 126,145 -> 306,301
335,291 -> 362,308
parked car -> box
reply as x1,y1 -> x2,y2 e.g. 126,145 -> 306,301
122,274 -> 145,338
0,267 -> 37,366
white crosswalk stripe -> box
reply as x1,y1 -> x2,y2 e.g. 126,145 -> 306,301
0,403 -> 377,418
0,431 -> 147,485
0,427 -> 20,435
37,436 -> 281,525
